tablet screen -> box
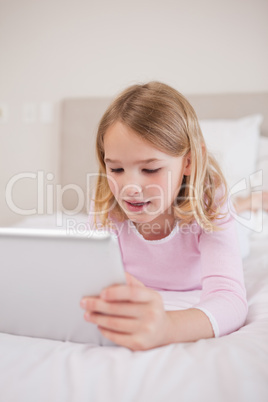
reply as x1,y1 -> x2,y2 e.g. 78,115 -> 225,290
0,228 -> 126,345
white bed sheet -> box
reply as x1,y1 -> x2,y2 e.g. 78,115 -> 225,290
0,214 -> 267,402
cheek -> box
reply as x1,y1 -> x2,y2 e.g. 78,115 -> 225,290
147,172 -> 181,195
170,177 -> 184,204
144,175 -> 171,207
106,174 -> 120,198
153,171 -> 183,202
152,177 -> 167,195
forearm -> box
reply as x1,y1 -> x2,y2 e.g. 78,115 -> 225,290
165,308 -> 215,343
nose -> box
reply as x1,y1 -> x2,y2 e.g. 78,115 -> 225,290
120,171 -> 143,198
124,183 -> 142,197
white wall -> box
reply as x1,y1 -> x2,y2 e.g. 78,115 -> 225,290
1,0 -> 268,225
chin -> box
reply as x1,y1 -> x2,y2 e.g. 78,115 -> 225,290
126,213 -> 159,225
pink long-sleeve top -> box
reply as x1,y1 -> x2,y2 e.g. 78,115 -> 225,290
109,199 -> 248,338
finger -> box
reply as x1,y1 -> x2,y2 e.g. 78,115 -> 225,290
85,312 -> 139,334
98,327 -> 147,351
125,272 -> 145,287
100,284 -> 155,303
81,297 -> 143,317
98,326 -> 134,349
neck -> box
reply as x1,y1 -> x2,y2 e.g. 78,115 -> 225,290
134,215 -> 175,240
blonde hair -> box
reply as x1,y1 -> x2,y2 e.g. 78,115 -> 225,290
94,81 -> 228,231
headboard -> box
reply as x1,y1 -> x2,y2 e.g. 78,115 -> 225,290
60,92 -> 268,213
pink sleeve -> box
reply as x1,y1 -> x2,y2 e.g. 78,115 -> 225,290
193,199 -> 248,337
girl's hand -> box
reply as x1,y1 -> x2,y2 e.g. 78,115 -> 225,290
80,273 -> 172,351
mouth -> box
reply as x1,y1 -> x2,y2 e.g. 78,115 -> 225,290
123,200 -> 151,212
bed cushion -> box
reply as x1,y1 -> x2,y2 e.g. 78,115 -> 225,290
199,114 -> 263,196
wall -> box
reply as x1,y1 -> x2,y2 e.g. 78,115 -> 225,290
1,0 -> 268,225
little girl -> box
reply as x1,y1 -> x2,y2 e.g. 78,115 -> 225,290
80,81 -> 248,351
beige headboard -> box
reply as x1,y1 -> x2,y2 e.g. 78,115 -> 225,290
60,92 -> 268,212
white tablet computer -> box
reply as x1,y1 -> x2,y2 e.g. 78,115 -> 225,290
0,227 -> 126,346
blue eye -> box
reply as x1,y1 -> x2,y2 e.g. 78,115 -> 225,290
143,168 -> 161,174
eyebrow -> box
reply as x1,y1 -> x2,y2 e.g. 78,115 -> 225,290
104,158 -> 163,164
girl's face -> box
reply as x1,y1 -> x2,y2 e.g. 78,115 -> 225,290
103,121 -> 191,228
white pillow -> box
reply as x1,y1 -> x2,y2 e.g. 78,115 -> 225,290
256,136 -> 268,191
199,114 -> 263,196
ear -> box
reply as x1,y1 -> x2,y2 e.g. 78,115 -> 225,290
183,144 -> 206,176
183,151 -> 191,176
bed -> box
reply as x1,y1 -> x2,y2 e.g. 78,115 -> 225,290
0,92 -> 268,402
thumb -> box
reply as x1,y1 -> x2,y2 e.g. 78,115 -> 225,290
125,272 -> 145,287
